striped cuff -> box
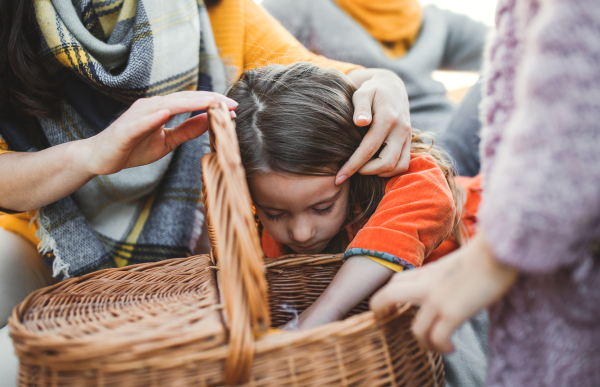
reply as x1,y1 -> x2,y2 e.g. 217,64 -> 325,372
342,248 -> 416,270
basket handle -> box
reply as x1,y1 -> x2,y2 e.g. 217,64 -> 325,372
201,102 -> 270,384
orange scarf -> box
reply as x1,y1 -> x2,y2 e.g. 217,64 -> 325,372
334,0 -> 422,58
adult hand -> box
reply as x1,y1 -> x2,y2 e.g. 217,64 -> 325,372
0,91 -> 237,212
83,91 -> 237,176
337,69 -> 412,184
370,232 -> 518,353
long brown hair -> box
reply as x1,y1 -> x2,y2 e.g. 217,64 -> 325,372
228,62 -> 464,252
0,0 -> 61,119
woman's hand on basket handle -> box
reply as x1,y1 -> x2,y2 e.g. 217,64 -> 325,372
0,91 -> 237,212
85,91 -> 237,175
337,69 -> 412,185
370,232 -> 518,353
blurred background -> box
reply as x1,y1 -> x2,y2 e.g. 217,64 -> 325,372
420,0 -> 496,101
256,0 -> 498,102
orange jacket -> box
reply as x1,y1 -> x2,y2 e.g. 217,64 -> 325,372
427,174 -> 482,262
262,154 -> 460,269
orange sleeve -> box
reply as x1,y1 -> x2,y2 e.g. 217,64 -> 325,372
0,138 -> 40,246
428,174 -> 482,263
0,137 -> 10,155
344,155 -> 456,269
261,229 -> 286,258
209,0 -> 361,80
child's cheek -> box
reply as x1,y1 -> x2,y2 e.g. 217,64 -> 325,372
260,215 -> 289,244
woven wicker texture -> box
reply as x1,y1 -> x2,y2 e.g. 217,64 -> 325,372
9,102 -> 445,386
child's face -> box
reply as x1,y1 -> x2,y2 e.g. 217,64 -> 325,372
249,172 -> 350,254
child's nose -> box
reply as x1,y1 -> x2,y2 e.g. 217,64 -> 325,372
290,218 -> 314,244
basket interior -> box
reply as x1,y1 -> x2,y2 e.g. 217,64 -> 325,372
265,257 -> 369,328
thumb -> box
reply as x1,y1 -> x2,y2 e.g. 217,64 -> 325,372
164,113 -> 209,148
352,87 -> 374,127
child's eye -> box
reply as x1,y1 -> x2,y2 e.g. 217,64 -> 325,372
314,203 -> 335,216
266,212 -> 283,221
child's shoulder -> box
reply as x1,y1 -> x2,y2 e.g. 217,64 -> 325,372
385,153 -> 449,192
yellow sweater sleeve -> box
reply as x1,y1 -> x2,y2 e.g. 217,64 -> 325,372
368,256 -> 405,272
0,138 -> 39,246
0,137 -> 10,155
208,0 -> 361,80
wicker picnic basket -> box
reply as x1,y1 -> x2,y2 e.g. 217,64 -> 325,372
9,102 -> 445,386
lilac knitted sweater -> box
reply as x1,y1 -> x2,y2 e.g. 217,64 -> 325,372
478,0 -> 600,385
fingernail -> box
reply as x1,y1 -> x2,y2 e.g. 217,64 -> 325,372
230,110 -> 237,118
225,97 -> 239,108
357,114 -> 368,122
335,175 -> 347,185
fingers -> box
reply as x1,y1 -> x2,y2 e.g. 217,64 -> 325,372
163,114 -> 210,150
138,96 -> 216,120
118,91 -> 236,144
338,130 -> 387,183
127,91 -> 237,125
337,109 -> 411,184
412,304 -> 456,353
352,86 -> 374,127
149,91 -> 238,110
337,69 -> 412,184
412,303 -> 438,350
134,109 -> 172,136
429,316 -> 456,353
383,133 -> 412,177
370,274 -> 427,318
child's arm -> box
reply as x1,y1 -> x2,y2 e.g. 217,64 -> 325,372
297,256 -> 395,329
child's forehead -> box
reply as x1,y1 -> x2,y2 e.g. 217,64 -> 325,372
249,172 -> 346,210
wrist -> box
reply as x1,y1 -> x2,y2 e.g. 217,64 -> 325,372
312,291 -> 346,321
66,139 -> 98,180
469,231 -> 519,291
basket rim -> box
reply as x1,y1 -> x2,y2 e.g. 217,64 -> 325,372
9,253 -> 413,373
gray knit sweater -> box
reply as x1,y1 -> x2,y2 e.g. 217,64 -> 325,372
478,0 -> 600,385
262,0 -> 489,135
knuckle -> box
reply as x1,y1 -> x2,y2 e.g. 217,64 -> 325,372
352,87 -> 370,101
397,163 -> 410,174
382,159 -> 397,172
401,123 -> 412,134
362,143 -> 378,157
383,109 -> 400,125
440,305 -> 460,324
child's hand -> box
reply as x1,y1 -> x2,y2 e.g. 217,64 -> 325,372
295,301 -> 343,330
370,231 -> 518,353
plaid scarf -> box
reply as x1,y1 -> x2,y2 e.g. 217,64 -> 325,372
27,0 -> 226,279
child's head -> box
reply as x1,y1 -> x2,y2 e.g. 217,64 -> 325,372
227,62 -> 461,254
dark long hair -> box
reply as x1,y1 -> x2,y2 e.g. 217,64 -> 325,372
228,63 -> 465,253
0,0 -> 61,119
0,0 -> 222,120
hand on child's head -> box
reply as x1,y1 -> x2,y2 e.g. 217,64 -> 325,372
249,172 -> 350,254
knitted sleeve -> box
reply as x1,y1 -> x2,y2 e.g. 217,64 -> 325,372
343,155 -> 456,269
479,0 -> 600,274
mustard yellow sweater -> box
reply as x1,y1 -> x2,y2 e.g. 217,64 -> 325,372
0,0 -> 359,247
